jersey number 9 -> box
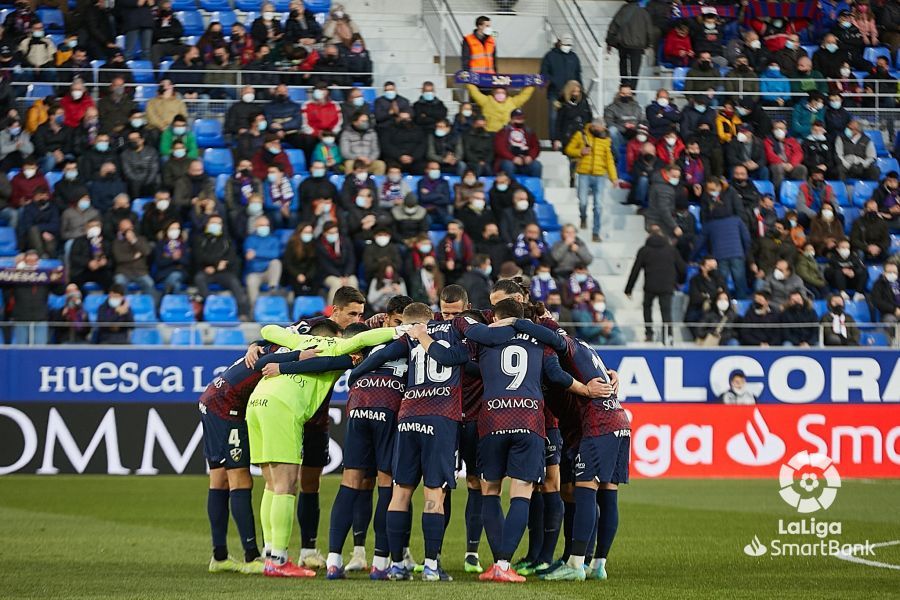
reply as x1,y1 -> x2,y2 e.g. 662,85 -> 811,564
501,346 -> 529,391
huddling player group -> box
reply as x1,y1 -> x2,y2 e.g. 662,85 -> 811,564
197,281 -> 631,583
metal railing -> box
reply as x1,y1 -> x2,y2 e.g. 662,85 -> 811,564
422,0 -> 466,79
547,0 -> 608,112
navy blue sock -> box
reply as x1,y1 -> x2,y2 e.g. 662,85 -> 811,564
481,494 -> 505,560
499,497 -> 530,562
352,488 -> 373,547
374,486 -> 392,558
586,509 -> 599,561
298,492 -> 320,549
386,510 -> 408,563
525,490 -> 544,562
403,499 -> 413,549
442,489 -> 452,532
562,500 -> 575,561
464,488 -> 483,553
538,491 -> 564,565
229,488 -> 259,561
328,485 -> 359,554
596,489 -> 619,559
422,512 -> 445,561
208,488 -> 230,560
571,487 -> 597,558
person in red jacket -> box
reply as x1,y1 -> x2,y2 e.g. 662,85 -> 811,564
655,127 -> 685,166
662,21 -> 694,66
300,81 -> 342,163
9,156 -> 50,208
764,119 -> 808,193
626,123 -> 652,172
494,109 -> 542,177
60,80 -> 95,129
252,133 -> 294,179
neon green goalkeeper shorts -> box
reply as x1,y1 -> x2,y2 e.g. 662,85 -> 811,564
246,392 -> 303,465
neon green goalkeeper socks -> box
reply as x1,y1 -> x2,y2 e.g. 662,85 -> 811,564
270,493 -> 296,554
261,488 -> 274,549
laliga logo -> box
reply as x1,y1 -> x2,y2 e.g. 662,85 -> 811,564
779,450 -> 841,513
726,409 -> 786,466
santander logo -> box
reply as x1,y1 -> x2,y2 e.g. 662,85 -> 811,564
726,409 -> 787,466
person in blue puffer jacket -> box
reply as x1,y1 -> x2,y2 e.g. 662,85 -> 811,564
760,61 -> 791,107
243,215 -> 283,312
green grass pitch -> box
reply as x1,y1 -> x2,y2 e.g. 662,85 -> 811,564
1,476 -> 898,599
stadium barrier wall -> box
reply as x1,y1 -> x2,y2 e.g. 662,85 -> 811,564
0,348 -> 898,477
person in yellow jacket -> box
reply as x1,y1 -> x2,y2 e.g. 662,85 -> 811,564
715,98 -> 742,144
25,97 -> 50,134
565,118 -> 618,242
466,83 -> 535,132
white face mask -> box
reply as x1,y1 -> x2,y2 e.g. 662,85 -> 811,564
822,209 -> 834,221
23,168 -> 36,179
355,196 -> 369,208
736,132 -> 749,143
87,226 -> 101,239
167,228 -> 181,240
837,247 -> 851,259
247,202 -> 263,216
156,199 -> 170,212
886,272 -> 899,283
471,199 -> 485,211
665,136 -> 676,146
515,200 -> 529,211
839,68 -> 851,78
319,202 -> 332,214
593,302 -> 606,313
375,235 -> 390,247
773,129 -> 786,140
716,299 -> 730,312
560,44 -> 572,53
636,133 -> 647,142
657,97 -> 669,107
108,296 -> 122,308
749,39 -> 761,49
71,90 -> 84,100
263,11 -> 275,20
773,268 -> 785,281
242,93 -> 255,103
538,271 -> 551,281
482,26 -> 493,36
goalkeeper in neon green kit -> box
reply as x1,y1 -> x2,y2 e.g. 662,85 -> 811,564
246,319 -> 398,578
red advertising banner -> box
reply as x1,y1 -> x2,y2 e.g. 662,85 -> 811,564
627,406 -> 900,479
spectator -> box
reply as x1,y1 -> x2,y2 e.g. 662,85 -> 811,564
17,186 -> 59,257
475,221 -> 511,274
316,220 -> 358,303
70,217 -> 112,289
881,0 -> 900,52
323,3 -> 359,46
18,21 -> 56,80
257,164 -> 293,229
714,99 -> 741,145
461,15 -> 496,74
793,56 -> 828,97
566,118 -> 617,241
512,222 -> 548,276
427,118 -> 465,175
461,114 -> 495,177
646,164 -> 685,238
264,83 -> 302,143
851,199 -> 890,261
627,142 -> 661,207
360,226 -> 399,281
553,80 -> 592,151
413,81 -> 447,131
813,33 -> 846,79
541,33 -> 581,134
625,124 -> 651,172
96,284 -> 134,344
655,128 -> 684,165
60,81 -> 94,130
346,187 -> 389,245
726,125 -> 768,180
284,1 -> 322,45
455,189 -> 490,238
365,260 -> 407,313
98,48 -> 135,87
281,223 -> 318,296
692,213 -> 752,299
663,20 -> 694,66
550,223 -> 593,279
729,164 -> 760,220
680,140 -> 711,202
567,263 -> 601,300
697,290 -> 740,346
739,291 -> 780,345
120,130 -> 160,198
416,160 -> 452,226
10,156 -> 49,208
759,61 -> 791,107
161,139 -> 191,187
603,83 -> 644,150
60,193 -> 99,242
340,34 -> 373,86
311,130 -> 343,174
573,290 -> 625,345
205,46 -> 239,100
779,290 -> 819,346
379,164 -> 411,209
752,216 -> 797,274
224,86 -> 263,141
820,293 -> 859,345
736,97 -> 772,138
435,219 -> 474,284
159,114 -> 198,160
827,238 -> 869,299
606,0 -> 653,88
625,227 -> 686,342
252,133 -> 293,179
408,252 -> 443,309
726,29 -> 770,71
96,78 -> 136,140
796,165 -> 837,226
684,52 -> 721,94
119,0 -> 154,59
146,80 -> 188,133
340,111 -> 383,174
174,159 -> 214,210
451,169 -> 480,209
718,371 -> 757,403
646,88 -> 681,140
825,92 -> 852,141
251,3 -> 284,47
528,261 -> 557,303
51,283 -> 91,344
90,165 -> 127,216
684,256 -> 726,330
150,2 -> 185,67
802,121 -> 834,176
790,91 -> 825,141
765,119 -> 808,193
872,171 -> 900,223
111,217 -> 155,298
494,109 -> 541,177
871,262 -> 900,332
762,258 -> 806,307
192,215 -> 249,318
724,55 -> 760,100
454,254 -> 492,310
835,120 -> 879,180
499,188 -> 536,244
487,171 -> 524,218
387,192 -> 428,244
829,63 -> 864,106
810,202 -> 847,256
833,9 -> 867,67
0,117 -> 34,170
242,215 -> 282,309
340,159 -> 377,209
374,81 -> 411,131
795,242 -> 828,297
381,110 -> 426,174
149,222 -> 188,294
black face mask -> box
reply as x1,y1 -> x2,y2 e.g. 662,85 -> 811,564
733,178 -> 747,186
831,305 -> 844,315
752,301 -> 764,310
700,60 -> 712,69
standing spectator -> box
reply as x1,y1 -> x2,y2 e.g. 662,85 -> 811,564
565,118 -> 617,241
684,256 -> 726,330
374,82 -> 410,132
284,1 -> 322,45
692,213 -> 752,299
340,111 -> 383,174
553,80 -> 592,151
646,164 -> 684,238
96,284 -> 134,344
765,119 -> 808,193
871,262 -> 900,333
243,215 -> 282,309
573,290 -> 625,345
69,218 -> 112,288
150,2 -> 185,67
541,33 -> 581,137
316,220 -> 358,303
603,84 -> 644,150
111,217 -> 156,298
691,7 -> 725,64
820,293 -> 859,345
550,223 -> 593,279
192,215 -> 250,318
835,120 -> 879,180
825,239 -> 868,299
412,82 -> 448,131
779,290 -> 819,346
340,35 -> 373,86
455,254 -> 493,310
461,15 -> 496,74
51,283 -> 91,344
850,199 -> 890,261
60,193 -> 99,242
18,186 -> 59,257
625,226 -> 686,342
739,291 -> 781,346
154,221 -> 190,294
121,130 -> 160,198
120,0 -> 155,60
606,0 -> 653,88
512,222 -> 548,275
494,109 -> 541,177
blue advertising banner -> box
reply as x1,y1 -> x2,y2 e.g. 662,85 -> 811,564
1,347 -> 898,404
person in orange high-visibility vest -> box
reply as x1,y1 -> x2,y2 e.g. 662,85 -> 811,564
461,15 -> 496,74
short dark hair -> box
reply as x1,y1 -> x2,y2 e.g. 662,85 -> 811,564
385,295 -> 414,317
440,284 -> 468,306
476,15 -> 490,26
343,322 -> 370,337
492,278 -> 527,298
109,283 -> 126,296
333,286 -> 366,308
472,253 -> 490,268
309,319 -> 342,337
460,309 -> 487,324
494,298 -> 525,320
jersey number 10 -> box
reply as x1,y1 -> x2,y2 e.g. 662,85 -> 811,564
410,341 -> 453,385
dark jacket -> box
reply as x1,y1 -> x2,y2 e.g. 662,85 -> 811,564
725,136 -> 767,172
779,303 -> 819,345
871,276 -> 900,317
686,270 -> 727,313
540,47 -> 582,99
606,1 -> 653,50
456,268 -> 493,310
118,0 -> 154,31
315,234 -> 356,280
153,239 -> 190,282
374,94 -> 411,129
680,105 -> 716,140
224,99 -> 263,136
850,212 -> 890,255
463,127 -> 495,165
263,97 -> 303,133
625,233 -> 686,295
646,100 -> 681,139
32,123 -> 74,158
739,308 -> 781,345
96,302 -> 134,344
554,97 -> 592,144
192,233 -> 239,275
69,234 -> 113,284
412,98 -> 448,130
693,215 -> 751,261
381,121 -> 426,163
18,200 -> 61,240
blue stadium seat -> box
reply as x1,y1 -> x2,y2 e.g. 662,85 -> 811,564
288,87 -> 308,103
127,294 -> 157,322
48,33 -> 65,47
867,265 -> 883,291
194,118 -> 225,148
752,180 -> 775,198
204,148 -> 234,176
773,204 -> 786,219
83,294 -> 107,321
0,227 -> 16,255
734,299 -> 752,316
864,130 -> 889,157
235,0 -> 259,11
779,180 -> 799,206
330,174 -> 346,188
132,328 -> 163,345
813,299 -> 828,318
211,10 -> 237,29
519,176 -> 544,203
877,157 -> 900,175
826,180 -> 849,207
545,230 -> 561,246
48,293 -> 66,310
241,13 -> 256,28
861,332 -> 890,347
159,294 -> 195,323
681,264 -> 699,293
687,204 -> 701,232
170,327 -> 203,345
45,171 -> 62,189
212,327 -> 246,345
851,180 -> 877,208
127,60 -> 154,84
131,197 -> 152,218
26,83 -> 54,99
203,294 -> 239,322
428,230 -> 443,247
215,173 -> 228,199
304,0 -> 331,12
254,296 -> 290,323
359,87 -> 376,107
843,299 -> 870,322
177,11 -> 205,36
841,206 -> 860,234
445,175 -> 461,190
134,84 -> 157,108
201,0 -> 231,10
171,0 -> 195,9
285,149 -> 306,174
534,204 -> 560,231
272,0 -> 290,10
672,67 -> 689,92
801,45 -> 817,58
864,47 -> 892,67
891,233 -> 900,255
276,228 -> 292,251
37,8 -> 64,31
293,295 -> 326,320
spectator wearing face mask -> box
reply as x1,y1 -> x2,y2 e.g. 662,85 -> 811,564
796,166 -> 835,227
460,114 -> 494,177
684,52 -> 722,94
261,164 -> 296,229
121,130 -> 160,199
871,262 -> 900,333
243,215 -> 283,308
718,371 -> 757,403
435,220 -> 474,284
553,80 -> 592,152
624,124 -> 652,172
382,110 -> 426,174
813,34 -> 848,80
251,3 -> 284,46
872,171 -> 900,223
340,112 -> 383,175
850,199 -> 890,261
408,251 -> 443,310
513,222 -> 549,276
281,223 -> 318,296
696,291 -> 740,347
378,164 -> 410,210
311,129 -> 343,175
761,258 -> 805,307
359,226 -> 399,281
820,293 -> 860,346
340,34 -> 372,86
347,187 -> 390,246
795,243 -> 828,298
96,284 -> 134,345
0,117 -> 34,170
159,114 -> 198,159
416,160 -> 452,226
663,20 -> 695,67
792,56 -> 828,98
60,193 -> 99,241
627,142 -> 662,208
809,202 -> 846,257
655,128 -> 685,166
790,91 -> 826,139
801,121 -> 834,176
528,261 -> 557,303
737,291 -> 781,345
726,30 -> 770,73
826,239 -> 868,298
69,217 -> 112,289
192,215 -> 250,317
833,10 -> 867,66
413,82 -> 448,131
426,118 -> 466,176
573,290 -> 624,346
565,117 -> 617,241
174,159 -> 215,210
835,120 -> 880,180
466,82 -> 535,135
455,190 -> 492,242
317,220 -> 358,304
765,119 -> 808,193
50,283 -> 90,344
602,83 -> 644,150
646,89 -> 681,140
779,291 -> 819,346
475,221 -> 512,272
374,81 -> 410,131
725,125 -> 768,180
606,0 -> 653,88
153,221 -> 190,294
252,133 -> 293,180
541,33 -> 581,135
111,216 -> 156,300
17,186 -> 58,257
500,189 -> 537,244
9,157 -> 49,208
146,80 -> 188,132
495,109 -> 542,177
759,61 -> 791,107
298,161 -> 339,221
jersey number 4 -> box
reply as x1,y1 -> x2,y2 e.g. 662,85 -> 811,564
410,341 -> 452,385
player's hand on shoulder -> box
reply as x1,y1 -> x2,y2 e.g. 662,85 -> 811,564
244,343 -> 262,369
393,323 -> 413,339
299,347 -> 322,361
408,323 -> 428,340
261,363 -> 281,378
489,316 -> 516,328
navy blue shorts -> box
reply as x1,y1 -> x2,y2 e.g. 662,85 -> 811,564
301,429 -> 330,468
574,432 -> 631,485
458,420 -> 479,474
477,431 -> 545,484
545,428 -> 562,466
560,446 -> 577,485
392,416 -> 458,489
200,409 -> 250,470
343,407 -> 397,476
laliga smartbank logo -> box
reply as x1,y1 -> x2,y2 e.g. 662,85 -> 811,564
743,451 -> 875,559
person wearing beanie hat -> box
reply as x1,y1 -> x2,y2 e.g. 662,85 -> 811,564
626,123 -> 653,172
541,31 -> 582,137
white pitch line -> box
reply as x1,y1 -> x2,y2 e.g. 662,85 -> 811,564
834,540 -> 900,570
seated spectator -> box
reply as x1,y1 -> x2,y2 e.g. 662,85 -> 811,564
466,83 -> 535,134
367,261 -> 407,313
264,83 -> 302,142
0,117 -> 34,170
453,168 -> 484,209
475,221 -> 512,274
812,33 -> 845,79
725,125 -> 768,180
160,114 -> 198,159
205,46 -> 238,100
662,20 -> 694,66
820,293 -> 859,346
454,189 -> 491,241
835,120 -> 879,180
528,261 -> 558,303
260,164 -> 295,229
3,1 -> 38,46
192,215 -> 250,318
381,110 -> 425,174
174,159 -> 215,209
60,81 -> 94,129
33,105 -> 73,173
146,80 -> 188,132
646,88 -> 681,140
544,290 -> 574,334
347,187 -> 390,245
851,199 -> 890,261
311,130 -> 342,174
316,220 -> 358,303
625,124 -> 651,172
568,263 -> 601,301
340,111 -> 384,175
736,97 -> 772,138
71,106 -> 101,156
58,45 -> 93,85
627,142 -> 661,207
436,219 -> 474,284
225,87 -> 263,142
243,215 -> 282,308
51,283 -> 91,344
828,63 -> 864,106
121,130 -> 160,198
759,61 -> 791,107
550,223 -> 593,279
795,241 -> 828,297
573,290 -> 624,346
726,29 -> 770,73
452,102 -> 476,137
96,284 -> 134,345
739,291 -> 780,345
411,81 -> 447,132
98,48 -> 135,87
603,84 -> 644,150
680,97 -> 715,142
340,159 -> 377,208
454,254 -> 491,310
340,35 -> 373,86
153,221 -> 190,294
494,109 -> 542,177
281,223 -> 318,296
825,238 -> 868,299
416,161 -> 452,226
684,52 -> 721,94
691,8 -> 725,63
97,77 -> 136,138
10,157 -> 49,208
696,290 -> 740,346
60,193 -> 100,242
810,203 -> 847,256
374,81 -> 411,131
684,256 -> 726,330
284,0 -> 322,45
723,56 -> 759,99
361,226 -> 400,281
462,114 -> 495,177
513,222 -> 548,276
801,121 -> 834,177
379,164 -> 411,209
141,190 -> 178,242
566,117 -> 617,241
234,114 -> 267,162
792,57 -> 828,97
162,140 -> 191,188
824,92 -> 852,141
871,262 -> 900,333
761,258 -> 806,307
95,181 -> 130,231
427,118 -> 465,176
18,186 -> 59,257
252,133 -> 293,179
391,194 -> 428,243
499,188 -> 536,244
872,171 -> 900,223
715,99 -> 741,145
79,133 -> 122,185
765,119 -> 808,196
52,159 -> 86,210
408,252 -> 443,309
796,165 -> 837,227
718,371 -> 757,403
150,2 -> 185,67
655,128 -> 684,165
779,290 -> 819,346
111,217 -> 156,298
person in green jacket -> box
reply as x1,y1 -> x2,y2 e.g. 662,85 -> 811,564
791,56 -> 828,97
790,91 -> 825,139
159,113 -> 199,158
